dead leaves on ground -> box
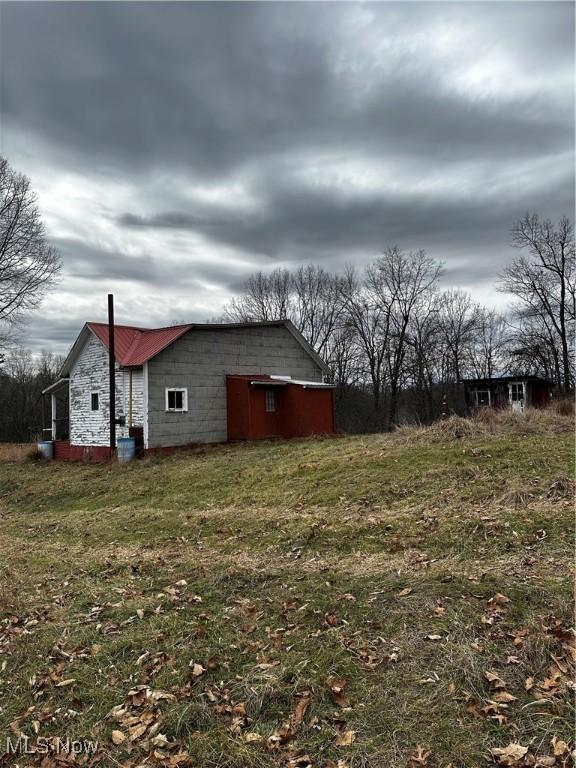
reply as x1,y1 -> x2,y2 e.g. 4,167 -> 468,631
489,737 -> 575,767
107,685 -> 192,766
3,572 -> 574,768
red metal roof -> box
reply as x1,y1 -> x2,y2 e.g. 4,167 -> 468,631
87,322 -> 192,366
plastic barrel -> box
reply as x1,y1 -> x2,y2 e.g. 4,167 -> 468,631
37,441 -> 54,460
117,437 -> 136,463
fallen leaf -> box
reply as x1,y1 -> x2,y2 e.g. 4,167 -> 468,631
267,722 -> 296,749
485,670 -> 507,689
129,723 -> 148,741
490,742 -> 528,765
551,736 -> 568,757
325,677 -> 351,708
190,662 -> 205,677
492,593 -> 511,605
335,730 -> 356,747
491,691 -> 517,703
244,732 -> 263,743
111,730 -> 126,745
292,693 -> 311,725
398,587 -> 413,597
409,745 -> 432,766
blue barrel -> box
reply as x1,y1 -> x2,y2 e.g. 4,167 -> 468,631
117,437 -> 136,463
37,440 -> 54,460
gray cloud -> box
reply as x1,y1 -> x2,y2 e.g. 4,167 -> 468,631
55,237 -> 251,293
0,1 -> 573,353
2,3 -> 572,176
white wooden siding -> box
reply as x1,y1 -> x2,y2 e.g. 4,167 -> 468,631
69,333 -> 144,446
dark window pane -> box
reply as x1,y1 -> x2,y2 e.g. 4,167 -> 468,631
91,393 -> 99,411
175,391 -> 183,410
266,389 -> 276,412
168,390 -> 176,409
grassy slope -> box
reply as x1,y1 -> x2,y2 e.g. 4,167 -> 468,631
0,416 -> 574,768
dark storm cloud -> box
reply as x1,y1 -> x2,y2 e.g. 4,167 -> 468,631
56,237 -> 250,293
55,240 -> 160,283
118,161 -> 574,266
2,2 -> 573,177
0,1 -> 573,352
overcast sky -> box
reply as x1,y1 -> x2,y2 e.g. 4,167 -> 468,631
0,1 -> 573,356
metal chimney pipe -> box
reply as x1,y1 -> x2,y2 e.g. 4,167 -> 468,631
108,293 -> 116,454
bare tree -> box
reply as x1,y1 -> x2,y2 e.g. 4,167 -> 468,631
224,268 -> 292,323
0,346 -> 62,441
291,265 -> 342,358
468,307 -> 507,379
504,305 -> 562,384
404,294 -> 442,423
324,322 -> 363,391
339,266 -> 393,416
371,247 -> 442,428
500,213 -> 575,390
224,265 -> 344,368
0,157 -> 61,338
437,289 -> 479,382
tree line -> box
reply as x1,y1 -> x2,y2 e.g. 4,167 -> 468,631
0,156 -> 62,441
0,349 -> 62,442
224,213 -> 574,430
0,145 -> 573,441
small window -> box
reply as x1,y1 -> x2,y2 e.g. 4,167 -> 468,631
91,392 -> 99,411
165,388 -> 188,412
475,389 -> 491,407
265,389 -> 276,413
510,383 -> 524,402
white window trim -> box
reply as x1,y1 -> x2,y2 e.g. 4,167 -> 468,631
91,391 -> 100,411
508,381 -> 525,403
143,362 -> 149,448
165,387 -> 188,412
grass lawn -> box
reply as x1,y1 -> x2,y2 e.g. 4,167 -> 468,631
0,412 -> 574,768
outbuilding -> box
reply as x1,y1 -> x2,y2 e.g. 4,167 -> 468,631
226,374 -> 335,441
462,375 -> 553,413
42,319 -> 334,459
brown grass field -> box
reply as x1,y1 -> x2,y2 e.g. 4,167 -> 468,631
0,409 -> 574,768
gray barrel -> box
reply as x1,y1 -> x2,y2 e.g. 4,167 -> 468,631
37,440 -> 54,460
117,437 -> 136,463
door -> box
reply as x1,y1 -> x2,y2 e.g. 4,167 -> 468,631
509,382 -> 525,413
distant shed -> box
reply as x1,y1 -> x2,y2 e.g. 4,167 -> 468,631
226,374 -> 335,441
462,376 -> 553,413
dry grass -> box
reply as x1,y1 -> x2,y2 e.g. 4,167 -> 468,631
550,397 -> 575,417
473,404 -> 574,434
397,406 -> 574,445
0,442 -> 35,462
0,419 -> 573,768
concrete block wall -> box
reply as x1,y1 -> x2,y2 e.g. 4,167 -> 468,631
146,326 -> 323,447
